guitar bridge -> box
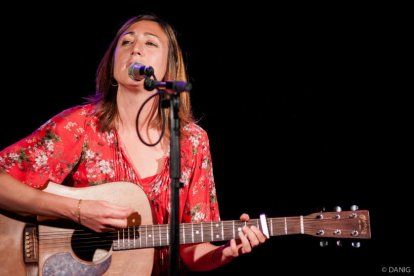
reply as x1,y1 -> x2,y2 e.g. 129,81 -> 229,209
23,224 -> 38,263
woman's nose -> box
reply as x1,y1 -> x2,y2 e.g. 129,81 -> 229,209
131,45 -> 142,56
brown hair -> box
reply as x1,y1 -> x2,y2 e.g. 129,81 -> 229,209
88,14 -> 193,137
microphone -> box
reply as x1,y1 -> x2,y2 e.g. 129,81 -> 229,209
144,78 -> 192,93
128,63 -> 154,81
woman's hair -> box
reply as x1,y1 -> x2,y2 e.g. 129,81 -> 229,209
89,14 -> 193,136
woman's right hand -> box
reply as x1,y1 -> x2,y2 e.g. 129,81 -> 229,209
0,172 -> 134,233
74,199 -> 135,232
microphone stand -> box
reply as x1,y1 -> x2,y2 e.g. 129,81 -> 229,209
143,78 -> 192,276
168,92 -> 181,276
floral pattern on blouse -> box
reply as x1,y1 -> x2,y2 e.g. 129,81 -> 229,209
0,104 -> 220,225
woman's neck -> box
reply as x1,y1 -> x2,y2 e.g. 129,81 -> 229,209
116,86 -> 157,132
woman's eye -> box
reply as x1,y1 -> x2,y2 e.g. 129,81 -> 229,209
146,41 -> 158,47
121,40 -> 132,46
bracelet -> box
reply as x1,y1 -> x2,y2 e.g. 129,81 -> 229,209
76,199 -> 82,224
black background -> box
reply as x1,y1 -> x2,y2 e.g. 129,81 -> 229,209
0,2 -> 411,275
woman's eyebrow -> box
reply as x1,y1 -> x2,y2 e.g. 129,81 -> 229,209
121,31 -> 161,39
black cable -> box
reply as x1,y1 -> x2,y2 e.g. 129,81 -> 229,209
135,90 -> 166,147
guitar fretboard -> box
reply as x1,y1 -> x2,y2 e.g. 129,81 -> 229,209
113,217 -> 303,250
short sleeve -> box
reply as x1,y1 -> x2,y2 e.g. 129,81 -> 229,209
0,106 -> 87,189
181,127 -> 220,223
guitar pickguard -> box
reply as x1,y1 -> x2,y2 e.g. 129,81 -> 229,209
43,252 -> 111,276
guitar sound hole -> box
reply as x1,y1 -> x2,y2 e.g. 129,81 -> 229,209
71,228 -> 114,262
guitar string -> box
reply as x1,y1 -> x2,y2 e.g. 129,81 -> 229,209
37,230 -> 362,251
37,232 -> 364,252
34,217 -> 365,251
36,227 -> 366,254
37,217 -> 362,237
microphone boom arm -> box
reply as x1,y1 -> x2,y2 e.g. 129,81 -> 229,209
144,78 -> 192,94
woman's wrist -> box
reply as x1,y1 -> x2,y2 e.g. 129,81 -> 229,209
213,243 -> 234,266
64,197 -> 82,223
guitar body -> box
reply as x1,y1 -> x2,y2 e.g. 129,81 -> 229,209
0,211 -> 28,275
0,182 -> 155,276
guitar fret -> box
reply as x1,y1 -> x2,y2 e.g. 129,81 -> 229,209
133,228 -> 136,249
210,221 -> 213,241
183,224 -> 186,244
191,223 -> 194,243
167,224 -> 169,246
119,230 -> 121,249
128,228 -> 131,249
159,224 -> 161,246
284,217 -> 287,235
137,227 -> 140,248
194,223 -> 202,243
126,229 -> 129,248
201,222 -> 204,242
232,220 -> 235,239
125,228 -> 128,249
221,221 -> 224,240
271,218 -> 274,236
128,227 -> 131,249
133,226 -> 136,248
117,231 -> 120,249
123,229 -> 126,249
215,222 -> 220,240
152,225 -> 154,247
145,226 -> 148,247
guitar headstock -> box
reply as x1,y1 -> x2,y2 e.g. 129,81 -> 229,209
304,209 -> 371,239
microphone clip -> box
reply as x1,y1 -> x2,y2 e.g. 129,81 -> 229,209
144,78 -> 192,94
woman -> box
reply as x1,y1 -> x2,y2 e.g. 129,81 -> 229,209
0,14 -> 266,275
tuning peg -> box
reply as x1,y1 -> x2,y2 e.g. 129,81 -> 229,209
334,206 -> 342,212
319,240 -> 328,247
336,240 -> 343,247
351,241 -> 361,248
315,206 -> 326,219
316,206 -> 326,212
350,205 -> 359,211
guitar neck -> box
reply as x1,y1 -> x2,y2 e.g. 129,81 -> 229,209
113,210 -> 370,250
114,218 -> 282,250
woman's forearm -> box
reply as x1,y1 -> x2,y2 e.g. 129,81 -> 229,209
0,171 -> 77,221
180,242 -> 234,271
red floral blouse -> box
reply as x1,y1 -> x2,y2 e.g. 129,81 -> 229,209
0,104 -> 220,225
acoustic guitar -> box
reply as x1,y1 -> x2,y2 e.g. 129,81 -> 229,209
0,181 -> 371,275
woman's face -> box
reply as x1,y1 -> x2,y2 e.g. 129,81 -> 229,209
113,20 -> 169,87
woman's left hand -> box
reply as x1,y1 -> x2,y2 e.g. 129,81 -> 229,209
222,213 -> 267,257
